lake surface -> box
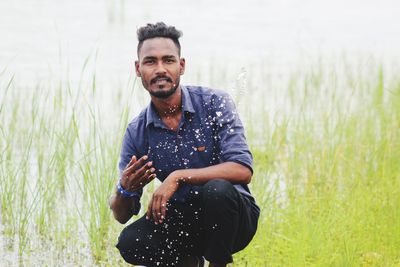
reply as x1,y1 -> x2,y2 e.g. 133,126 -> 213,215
1,0 -> 399,87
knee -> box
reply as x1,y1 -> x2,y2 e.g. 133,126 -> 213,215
116,226 -> 142,263
117,226 -> 133,251
203,179 -> 236,204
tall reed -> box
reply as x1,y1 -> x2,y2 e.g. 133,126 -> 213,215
1,58 -> 399,266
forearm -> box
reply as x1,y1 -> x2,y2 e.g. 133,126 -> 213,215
147,162 -> 251,224
110,155 -> 155,224
170,161 -> 252,185
110,191 -> 136,224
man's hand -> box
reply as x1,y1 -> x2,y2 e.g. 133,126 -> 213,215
146,174 -> 180,225
121,155 -> 156,192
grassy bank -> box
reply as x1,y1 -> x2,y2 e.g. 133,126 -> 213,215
0,59 -> 399,266
235,62 -> 400,266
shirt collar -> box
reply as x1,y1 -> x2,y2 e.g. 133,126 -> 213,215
181,86 -> 195,114
145,86 -> 195,128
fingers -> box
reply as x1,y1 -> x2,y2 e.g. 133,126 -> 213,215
146,188 -> 166,225
125,155 -> 148,174
146,172 -> 157,185
147,194 -> 161,225
128,166 -> 156,191
125,155 -> 137,168
135,161 -> 153,178
153,196 -> 163,224
160,200 -> 167,222
146,197 -> 153,221
132,155 -> 149,170
145,174 -> 159,222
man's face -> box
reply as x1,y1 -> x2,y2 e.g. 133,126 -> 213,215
135,37 -> 185,99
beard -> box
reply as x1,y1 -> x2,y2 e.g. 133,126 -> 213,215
146,76 -> 180,99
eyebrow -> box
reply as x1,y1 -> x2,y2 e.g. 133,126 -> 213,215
142,55 -> 177,61
162,55 -> 176,60
142,56 -> 156,61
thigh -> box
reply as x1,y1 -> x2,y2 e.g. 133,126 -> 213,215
200,179 -> 259,262
163,199 -> 204,258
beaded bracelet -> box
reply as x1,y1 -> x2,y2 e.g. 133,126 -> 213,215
117,179 -> 136,198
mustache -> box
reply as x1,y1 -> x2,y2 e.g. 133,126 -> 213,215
150,76 -> 173,84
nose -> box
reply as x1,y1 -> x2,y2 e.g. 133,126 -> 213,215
155,61 -> 167,75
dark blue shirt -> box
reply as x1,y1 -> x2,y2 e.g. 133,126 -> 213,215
119,86 -> 258,215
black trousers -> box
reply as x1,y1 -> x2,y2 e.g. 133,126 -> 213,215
116,179 -> 259,266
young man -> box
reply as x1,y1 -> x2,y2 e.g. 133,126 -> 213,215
110,22 -> 260,267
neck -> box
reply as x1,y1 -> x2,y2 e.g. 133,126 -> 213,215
151,86 -> 182,118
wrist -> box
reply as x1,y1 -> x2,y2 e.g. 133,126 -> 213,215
117,179 -> 137,198
170,170 -> 190,184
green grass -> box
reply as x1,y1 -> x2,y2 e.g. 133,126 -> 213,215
233,60 -> 400,267
0,57 -> 399,266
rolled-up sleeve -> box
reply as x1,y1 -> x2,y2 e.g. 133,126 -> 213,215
118,127 -> 142,215
213,92 -> 253,173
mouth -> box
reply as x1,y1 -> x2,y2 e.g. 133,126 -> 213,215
151,76 -> 173,85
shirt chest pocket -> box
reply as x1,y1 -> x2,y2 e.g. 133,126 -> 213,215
182,127 -> 218,168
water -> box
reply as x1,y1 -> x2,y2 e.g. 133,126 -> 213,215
1,0 -> 399,87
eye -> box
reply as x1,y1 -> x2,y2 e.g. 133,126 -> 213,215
144,59 -> 155,65
165,58 -> 175,63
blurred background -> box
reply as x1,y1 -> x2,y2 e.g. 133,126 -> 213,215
1,1 -> 400,266
1,0 -> 399,87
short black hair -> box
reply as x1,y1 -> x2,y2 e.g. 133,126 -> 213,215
137,22 -> 183,56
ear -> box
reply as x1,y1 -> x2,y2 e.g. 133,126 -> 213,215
135,60 -> 141,77
179,58 -> 186,75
